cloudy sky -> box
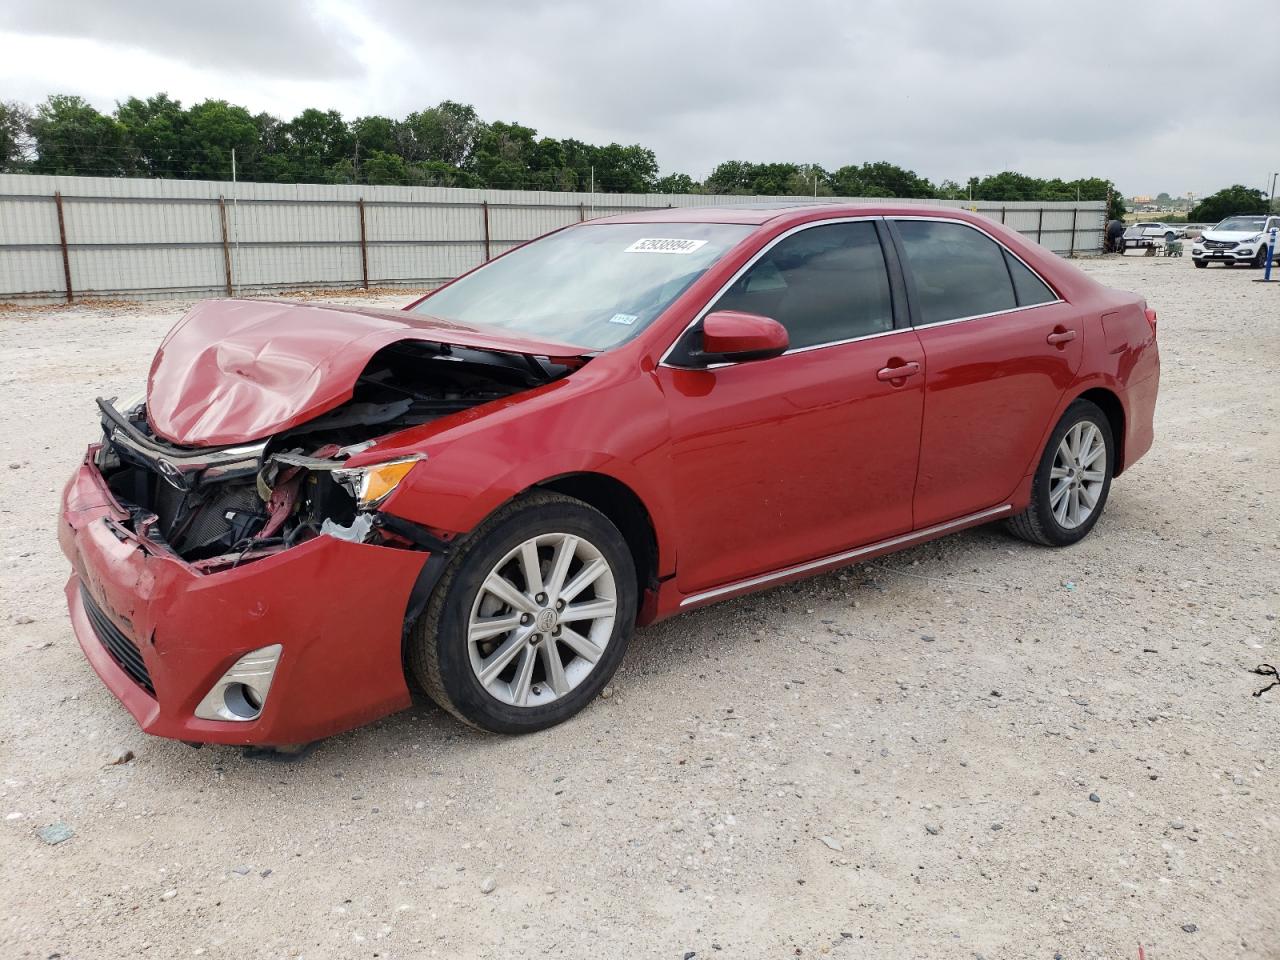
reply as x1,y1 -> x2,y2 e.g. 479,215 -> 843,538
2,0 -> 1277,197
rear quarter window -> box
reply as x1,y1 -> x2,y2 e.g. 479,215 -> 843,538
1003,250 -> 1057,307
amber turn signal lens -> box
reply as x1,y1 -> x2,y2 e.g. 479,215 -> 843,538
358,459 -> 419,507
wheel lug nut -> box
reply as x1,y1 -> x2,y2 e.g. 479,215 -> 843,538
553,626 -> 562,636
535,593 -> 547,605
555,599 -> 565,611
520,613 -> 532,625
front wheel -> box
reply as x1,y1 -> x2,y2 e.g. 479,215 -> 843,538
1194,259 -> 1207,268
1007,399 -> 1114,547
408,491 -> 636,733
1254,248 -> 1269,268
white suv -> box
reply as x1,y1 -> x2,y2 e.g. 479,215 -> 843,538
1191,213 -> 1280,268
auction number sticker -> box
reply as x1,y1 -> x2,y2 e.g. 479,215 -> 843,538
624,238 -> 708,254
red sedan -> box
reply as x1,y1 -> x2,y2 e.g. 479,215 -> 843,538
60,204 -> 1159,745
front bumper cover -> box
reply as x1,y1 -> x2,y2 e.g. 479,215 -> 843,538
60,448 -> 428,746
1191,245 -> 1256,261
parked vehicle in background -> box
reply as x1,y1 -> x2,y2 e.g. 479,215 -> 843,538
1121,222 -> 1184,250
59,204 -> 1160,745
1190,214 -> 1280,268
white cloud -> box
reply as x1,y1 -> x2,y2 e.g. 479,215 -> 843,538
2,0 -> 1277,196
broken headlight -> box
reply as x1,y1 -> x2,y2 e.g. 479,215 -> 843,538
331,456 -> 424,509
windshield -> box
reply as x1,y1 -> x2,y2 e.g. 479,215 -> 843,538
413,222 -> 754,350
1213,217 -> 1266,232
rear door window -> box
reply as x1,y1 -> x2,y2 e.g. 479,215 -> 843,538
893,220 -> 1017,325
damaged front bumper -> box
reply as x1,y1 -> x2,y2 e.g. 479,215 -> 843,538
60,449 -> 430,746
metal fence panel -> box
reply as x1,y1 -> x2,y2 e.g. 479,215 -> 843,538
0,174 -> 1106,303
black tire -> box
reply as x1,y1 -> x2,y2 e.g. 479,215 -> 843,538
1194,259 -> 1207,268
408,491 -> 636,733
1164,232 -> 1176,243
1254,248 -> 1268,268
1006,399 -> 1114,547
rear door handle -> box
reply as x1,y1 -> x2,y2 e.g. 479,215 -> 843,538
1046,329 -> 1077,345
877,361 -> 921,382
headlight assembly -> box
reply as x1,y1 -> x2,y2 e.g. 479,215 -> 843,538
332,456 -> 424,509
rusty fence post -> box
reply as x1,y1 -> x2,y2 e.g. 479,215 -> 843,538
1036,208 -> 1044,244
217,196 -> 233,295
1068,207 -> 1078,257
481,201 -> 492,262
358,198 -> 370,289
54,191 -> 73,303
999,206 -> 1007,224
578,202 -> 585,222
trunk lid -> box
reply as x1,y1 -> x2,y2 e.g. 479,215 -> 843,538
146,299 -> 589,447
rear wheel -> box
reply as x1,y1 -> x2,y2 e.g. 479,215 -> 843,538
1007,399 -> 1114,547
408,491 -> 636,733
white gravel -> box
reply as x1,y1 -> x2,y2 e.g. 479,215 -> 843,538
0,258 -> 1277,959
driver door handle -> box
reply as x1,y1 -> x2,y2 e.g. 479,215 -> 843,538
1046,329 -> 1077,345
877,361 -> 921,382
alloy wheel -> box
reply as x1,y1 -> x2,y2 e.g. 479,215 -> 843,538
1049,421 -> 1107,529
466,532 -> 617,707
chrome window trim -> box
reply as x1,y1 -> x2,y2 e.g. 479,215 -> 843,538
679,503 -> 1013,606
658,214 -> 1064,369
658,215 -> 890,369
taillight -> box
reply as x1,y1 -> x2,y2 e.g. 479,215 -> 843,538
1144,308 -> 1158,336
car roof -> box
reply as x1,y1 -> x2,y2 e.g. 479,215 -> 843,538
589,201 -> 990,227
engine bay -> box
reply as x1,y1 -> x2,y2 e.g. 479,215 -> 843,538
94,340 -> 569,571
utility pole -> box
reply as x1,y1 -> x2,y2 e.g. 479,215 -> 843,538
230,148 -> 240,297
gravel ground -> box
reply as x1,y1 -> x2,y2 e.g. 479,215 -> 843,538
0,257 -> 1277,960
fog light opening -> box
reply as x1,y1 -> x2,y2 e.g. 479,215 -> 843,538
193,644 -> 283,723
222,682 -> 264,720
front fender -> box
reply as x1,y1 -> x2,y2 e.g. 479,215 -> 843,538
375,369 -> 677,577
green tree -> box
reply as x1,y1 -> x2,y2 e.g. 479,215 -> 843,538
0,100 -> 32,171
469,120 -> 538,188
360,150 -> 409,185
1190,184 -> 1268,223
114,94 -> 186,177
704,160 -> 755,194
404,100 -> 483,166
351,115 -> 400,158
655,172 -> 699,194
29,95 -> 133,175
282,108 -> 353,183
590,143 -> 658,193
971,171 -> 1043,202
181,100 -> 259,179
849,161 -> 933,198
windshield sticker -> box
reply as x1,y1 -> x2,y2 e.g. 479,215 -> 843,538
624,238 -> 709,254
608,312 -> 639,325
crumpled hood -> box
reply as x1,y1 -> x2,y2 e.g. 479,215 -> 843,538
146,299 -> 588,447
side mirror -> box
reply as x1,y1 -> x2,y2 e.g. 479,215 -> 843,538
696,310 -> 789,365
